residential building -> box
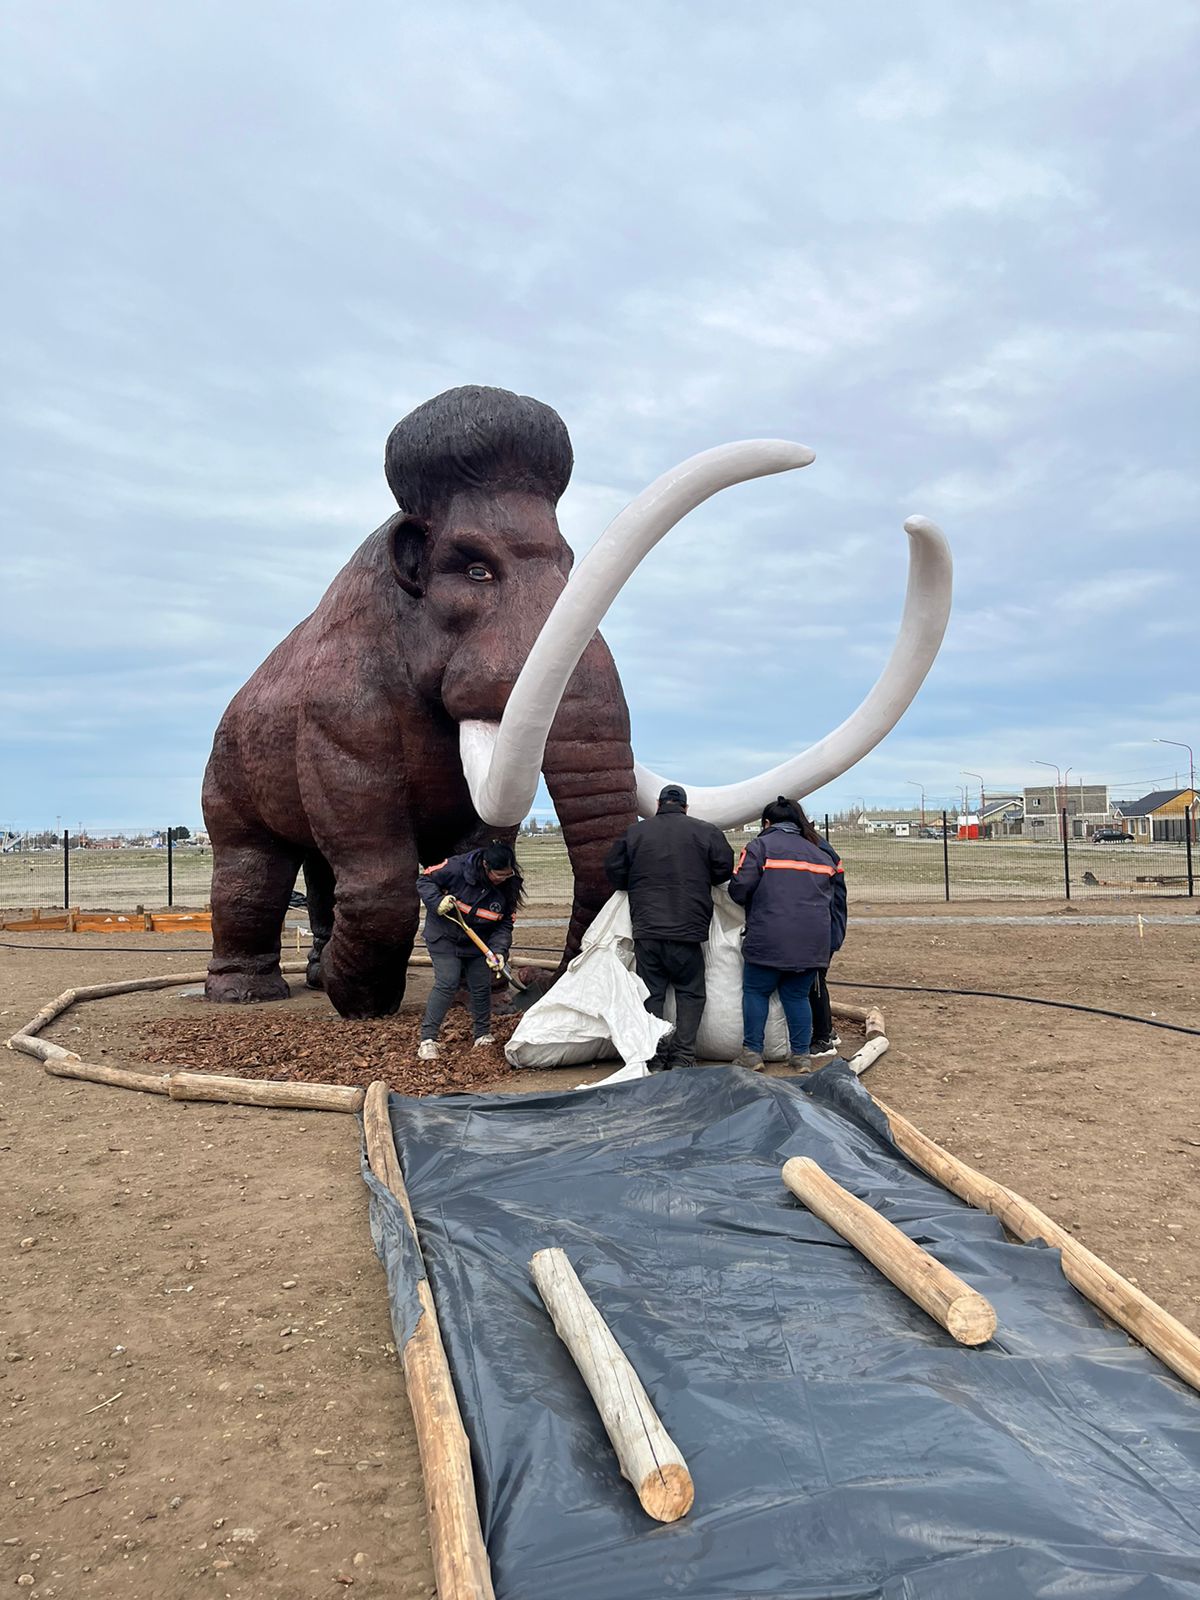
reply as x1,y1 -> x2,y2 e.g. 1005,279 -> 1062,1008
854,812 -> 920,836
980,795 -> 1024,838
1021,783 -> 1112,841
1113,789 -> 1198,844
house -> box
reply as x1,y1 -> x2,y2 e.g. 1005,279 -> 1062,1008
855,813 -> 919,836
981,795 -> 1024,838
1112,789 -> 1198,844
1022,784 -> 1112,841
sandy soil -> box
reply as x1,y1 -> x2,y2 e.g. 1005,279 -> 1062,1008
2,907 -> 1198,1598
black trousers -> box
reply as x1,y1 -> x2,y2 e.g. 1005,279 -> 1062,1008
809,967 -> 832,1042
633,938 -> 706,1065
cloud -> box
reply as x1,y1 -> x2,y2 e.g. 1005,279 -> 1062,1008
1,1 -> 1197,829
1091,468 -> 1200,533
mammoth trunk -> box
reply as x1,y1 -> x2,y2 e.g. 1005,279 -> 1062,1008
542,731 -> 638,962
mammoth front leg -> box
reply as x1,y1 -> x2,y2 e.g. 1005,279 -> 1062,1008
207,833 -> 302,1003
317,843 -> 421,1019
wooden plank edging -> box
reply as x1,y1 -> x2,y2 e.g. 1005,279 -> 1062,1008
873,1093 -> 1200,1394
362,1080 -> 495,1600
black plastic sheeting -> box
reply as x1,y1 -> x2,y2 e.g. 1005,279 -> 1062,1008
372,1066 -> 1200,1599
360,1149 -> 424,1349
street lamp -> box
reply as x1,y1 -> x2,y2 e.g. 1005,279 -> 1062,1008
1154,737 -> 1196,841
905,780 -> 926,827
962,770 -> 985,838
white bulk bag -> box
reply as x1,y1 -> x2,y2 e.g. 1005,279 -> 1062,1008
505,886 -> 793,1069
663,887 -> 793,1062
503,894 -> 671,1069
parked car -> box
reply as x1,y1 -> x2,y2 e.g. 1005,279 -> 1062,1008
1092,829 -> 1134,843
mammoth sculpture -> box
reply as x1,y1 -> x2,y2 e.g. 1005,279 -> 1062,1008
203,385 -> 951,1018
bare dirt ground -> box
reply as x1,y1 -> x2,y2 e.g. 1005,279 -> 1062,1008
3,903 -> 1198,1598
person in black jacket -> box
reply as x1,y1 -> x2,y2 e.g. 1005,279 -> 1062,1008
604,784 -> 734,1069
729,797 -> 846,1071
415,842 -> 522,1060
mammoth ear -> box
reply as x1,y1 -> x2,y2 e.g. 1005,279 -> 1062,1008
388,513 -> 430,598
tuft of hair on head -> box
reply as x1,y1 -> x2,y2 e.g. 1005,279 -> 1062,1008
384,386 -> 573,520
761,795 -> 823,844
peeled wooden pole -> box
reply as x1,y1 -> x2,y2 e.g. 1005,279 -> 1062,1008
845,1035 -> 889,1077
530,1246 -> 694,1522
167,1072 -> 363,1112
781,1157 -> 996,1346
830,1000 -> 887,1039
873,1096 -> 1200,1393
362,1081 -> 495,1600
48,1058 -> 170,1094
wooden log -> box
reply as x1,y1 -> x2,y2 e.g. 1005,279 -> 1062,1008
10,990 -> 78,1041
871,1097 -> 1200,1394
45,1057 -> 170,1094
167,1072 -> 363,1112
829,1000 -> 887,1038
845,1035 -> 889,1077
362,1081 -> 495,1600
15,1036 -> 78,1063
529,1246 -> 695,1522
781,1156 -> 996,1346
67,963 -> 308,1004
407,952 -> 560,972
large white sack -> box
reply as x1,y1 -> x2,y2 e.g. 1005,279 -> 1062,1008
663,888 -> 794,1062
503,895 -> 672,1069
506,888 -> 793,1068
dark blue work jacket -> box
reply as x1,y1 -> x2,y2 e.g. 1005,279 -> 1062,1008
417,850 -> 516,959
728,822 -> 847,971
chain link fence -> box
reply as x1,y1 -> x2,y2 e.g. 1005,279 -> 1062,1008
0,809 -> 1194,917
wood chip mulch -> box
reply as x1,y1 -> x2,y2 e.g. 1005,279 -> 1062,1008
136,1008 -> 522,1097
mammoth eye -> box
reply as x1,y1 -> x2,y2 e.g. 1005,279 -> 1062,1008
466,563 -> 495,583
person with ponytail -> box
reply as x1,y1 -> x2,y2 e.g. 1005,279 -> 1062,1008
728,797 -> 847,1071
415,840 -> 524,1060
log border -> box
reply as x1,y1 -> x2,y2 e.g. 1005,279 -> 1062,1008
363,1080 -> 495,1599
872,1093 -> 1200,1396
3,956 -> 562,1109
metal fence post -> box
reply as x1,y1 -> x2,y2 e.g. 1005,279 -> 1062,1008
166,826 -> 174,907
1061,808 -> 1071,900
63,828 -> 70,909
823,813 -> 830,842
1187,804 -> 1194,898
942,810 -> 950,901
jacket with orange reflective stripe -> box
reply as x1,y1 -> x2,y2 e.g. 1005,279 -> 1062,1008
729,822 -> 846,970
416,850 -> 516,958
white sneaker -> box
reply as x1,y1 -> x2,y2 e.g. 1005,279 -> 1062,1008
417,1039 -> 439,1061
472,1034 -> 495,1049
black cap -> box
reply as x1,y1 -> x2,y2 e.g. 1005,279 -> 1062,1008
657,784 -> 688,806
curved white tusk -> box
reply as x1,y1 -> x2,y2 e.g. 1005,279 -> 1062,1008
635,515 -> 953,827
460,439 -> 816,826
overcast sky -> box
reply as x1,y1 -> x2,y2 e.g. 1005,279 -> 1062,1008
2,1 -> 1197,832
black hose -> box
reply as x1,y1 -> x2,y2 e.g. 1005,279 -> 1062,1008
836,980 -> 1200,1038
0,939 -> 569,957
8,940 -> 1191,1037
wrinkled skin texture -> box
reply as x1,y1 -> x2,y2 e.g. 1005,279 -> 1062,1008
202,487 -> 638,1018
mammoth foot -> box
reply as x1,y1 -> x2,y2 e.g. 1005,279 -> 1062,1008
205,969 -> 291,1005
